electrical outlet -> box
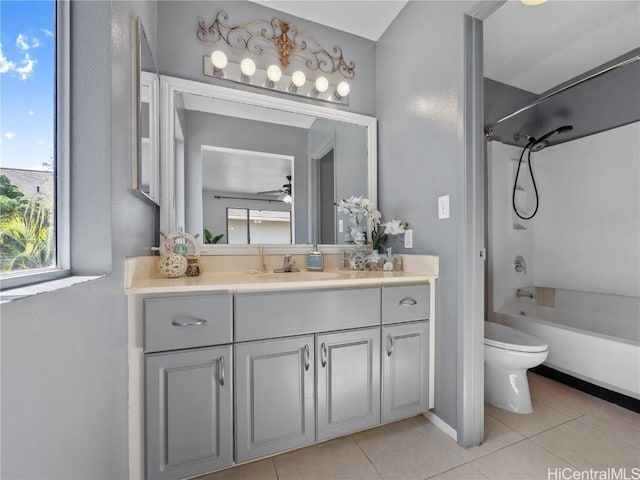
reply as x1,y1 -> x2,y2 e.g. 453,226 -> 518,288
339,219 -> 344,233
404,229 -> 413,248
438,195 -> 450,219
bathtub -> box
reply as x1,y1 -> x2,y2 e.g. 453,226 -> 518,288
492,294 -> 640,400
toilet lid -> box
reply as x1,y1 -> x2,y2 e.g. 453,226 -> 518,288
484,322 -> 548,353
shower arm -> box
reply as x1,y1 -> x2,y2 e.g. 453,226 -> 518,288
484,54 -> 640,137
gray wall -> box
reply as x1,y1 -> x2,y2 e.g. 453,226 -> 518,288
377,0 -> 473,431
485,48 -> 640,147
156,1 -> 377,116
1,1 -> 158,478
183,111 -> 308,243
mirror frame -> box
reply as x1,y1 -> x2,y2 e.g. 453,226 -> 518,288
131,17 -> 160,205
160,75 -> 377,255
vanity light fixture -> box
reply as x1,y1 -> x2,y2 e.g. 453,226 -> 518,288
334,81 -> 351,100
210,50 -> 227,76
198,10 -> 355,105
289,70 -> 306,93
311,76 -> 329,97
265,64 -> 282,88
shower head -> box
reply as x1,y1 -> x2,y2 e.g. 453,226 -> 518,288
531,125 -> 573,151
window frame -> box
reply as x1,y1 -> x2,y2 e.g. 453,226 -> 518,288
0,0 -> 70,290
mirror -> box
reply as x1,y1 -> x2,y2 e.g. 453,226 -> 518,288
160,76 -> 377,250
132,17 -> 160,204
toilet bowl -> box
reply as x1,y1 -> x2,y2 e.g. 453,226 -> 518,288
484,321 -> 548,414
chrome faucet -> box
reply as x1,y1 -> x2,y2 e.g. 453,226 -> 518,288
274,254 -> 299,273
516,287 -> 536,299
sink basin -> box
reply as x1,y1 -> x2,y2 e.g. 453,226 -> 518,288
258,271 -> 341,281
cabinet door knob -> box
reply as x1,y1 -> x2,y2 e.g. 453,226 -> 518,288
398,297 -> 417,306
304,344 -> 310,371
170,317 -> 207,327
321,342 -> 327,367
219,355 -> 225,386
387,333 -> 394,356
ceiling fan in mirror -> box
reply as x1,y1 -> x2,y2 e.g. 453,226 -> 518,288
257,175 -> 293,203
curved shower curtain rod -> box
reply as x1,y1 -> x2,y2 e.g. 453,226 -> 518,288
484,54 -> 640,137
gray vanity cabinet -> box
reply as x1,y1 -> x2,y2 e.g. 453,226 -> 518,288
316,327 -> 381,440
145,346 -> 233,480
382,321 -> 429,423
235,336 -> 315,463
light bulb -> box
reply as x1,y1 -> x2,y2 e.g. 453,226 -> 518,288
314,76 -> 329,93
210,50 -> 227,70
240,58 -> 256,76
291,70 -> 306,87
336,81 -> 350,97
521,0 -> 547,4
267,64 -> 282,82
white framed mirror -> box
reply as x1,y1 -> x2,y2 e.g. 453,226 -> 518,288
132,17 -> 160,204
160,75 -> 377,254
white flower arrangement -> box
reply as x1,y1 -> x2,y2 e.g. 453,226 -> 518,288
337,196 -> 408,251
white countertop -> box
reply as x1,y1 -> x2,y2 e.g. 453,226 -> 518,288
125,255 -> 439,295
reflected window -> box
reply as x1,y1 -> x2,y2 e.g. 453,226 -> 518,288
226,208 -> 291,244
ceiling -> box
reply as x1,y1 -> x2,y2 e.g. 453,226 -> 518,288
201,147 -> 292,195
484,1 -> 640,94
249,0 -> 408,41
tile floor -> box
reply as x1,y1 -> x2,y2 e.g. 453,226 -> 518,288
198,373 -> 640,480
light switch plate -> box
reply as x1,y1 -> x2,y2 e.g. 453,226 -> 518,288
404,229 -> 413,248
438,195 -> 450,219
339,219 -> 344,232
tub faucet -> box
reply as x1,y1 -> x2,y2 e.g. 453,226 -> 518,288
516,287 -> 535,299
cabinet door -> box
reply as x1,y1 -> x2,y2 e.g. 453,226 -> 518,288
235,336 -> 315,463
146,346 -> 232,480
382,321 -> 429,423
317,327 -> 381,440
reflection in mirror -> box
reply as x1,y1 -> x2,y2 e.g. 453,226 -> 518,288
161,76 -> 377,249
132,17 -> 159,204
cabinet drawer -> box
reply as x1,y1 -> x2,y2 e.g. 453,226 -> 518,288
144,295 -> 232,352
235,288 -> 380,342
382,284 -> 429,324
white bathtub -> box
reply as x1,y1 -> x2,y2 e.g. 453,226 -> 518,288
493,297 -> 640,400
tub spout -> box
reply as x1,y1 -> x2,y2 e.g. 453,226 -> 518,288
516,288 -> 536,299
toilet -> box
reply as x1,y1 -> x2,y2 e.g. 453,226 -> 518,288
484,321 -> 549,414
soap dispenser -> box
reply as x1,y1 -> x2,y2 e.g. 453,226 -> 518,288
306,244 -> 324,271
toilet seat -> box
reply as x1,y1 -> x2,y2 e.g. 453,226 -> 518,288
485,322 -> 548,353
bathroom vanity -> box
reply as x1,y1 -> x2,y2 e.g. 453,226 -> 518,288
125,254 -> 438,480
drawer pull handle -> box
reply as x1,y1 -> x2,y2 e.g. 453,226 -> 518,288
387,333 -> 394,356
321,342 -> 327,367
171,318 -> 207,327
219,356 -> 225,386
398,297 -> 417,306
304,344 -> 310,371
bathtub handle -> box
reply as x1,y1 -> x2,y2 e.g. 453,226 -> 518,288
386,333 -> 394,356
398,297 -> 417,306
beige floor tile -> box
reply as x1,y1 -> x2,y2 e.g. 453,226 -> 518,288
447,416 -> 524,461
577,403 -> 640,448
195,458 -> 277,480
529,376 -> 607,418
353,416 -> 466,480
471,439 -> 573,480
485,400 -> 572,437
273,435 -> 382,480
429,463 -> 489,479
531,419 -> 640,470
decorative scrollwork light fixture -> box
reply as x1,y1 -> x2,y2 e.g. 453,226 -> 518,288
196,11 -> 355,104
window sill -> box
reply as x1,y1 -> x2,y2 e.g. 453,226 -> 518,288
0,274 -> 105,304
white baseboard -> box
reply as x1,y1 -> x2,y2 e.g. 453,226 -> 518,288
424,412 -> 458,441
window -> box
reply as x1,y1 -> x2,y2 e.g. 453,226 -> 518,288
226,208 -> 292,245
0,0 -> 69,289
